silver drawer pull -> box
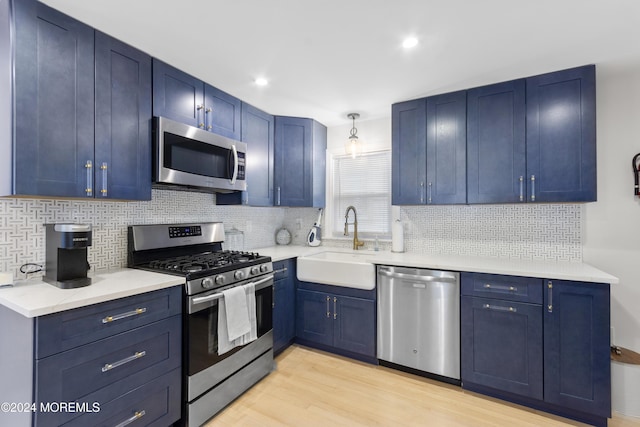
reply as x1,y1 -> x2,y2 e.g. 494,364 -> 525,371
483,284 -> 517,292
274,267 -> 288,274
102,351 -> 146,373
483,304 -> 516,313
114,410 -> 146,427
102,308 -> 147,324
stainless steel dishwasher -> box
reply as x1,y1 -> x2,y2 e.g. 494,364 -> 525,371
377,265 -> 460,383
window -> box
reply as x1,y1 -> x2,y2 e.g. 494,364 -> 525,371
330,150 -> 391,239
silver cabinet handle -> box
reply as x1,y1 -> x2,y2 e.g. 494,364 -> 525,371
274,267 -> 288,274
276,187 -> 281,206
102,307 -> 147,324
427,182 -> 432,204
114,410 -> 146,427
333,297 -> 337,320
483,304 -> 517,313
420,181 -> 425,203
206,107 -> 212,130
101,350 -> 146,373
230,144 -> 239,185
100,162 -> 108,197
519,176 -> 524,202
530,175 -> 536,201
483,283 -> 517,292
326,295 -> 330,318
197,104 -> 205,128
85,160 -> 93,196
547,281 -> 553,312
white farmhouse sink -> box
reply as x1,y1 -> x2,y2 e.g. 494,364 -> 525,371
296,251 -> 376,290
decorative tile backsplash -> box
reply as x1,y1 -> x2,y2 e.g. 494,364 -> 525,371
0,190 -> 582,280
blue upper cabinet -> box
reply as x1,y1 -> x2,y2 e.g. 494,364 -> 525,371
274,117 -> 326,207
426,90 -> 467,204
467,80 -> 526,204
95,32 -> 152,200
152,59 -> 203,128
392,99 -> 426,205
217,103 -> 274,206
152,59 -> 241,139
13,0 -> 95,198
392,92 -> 466,205
9,1 -> 152,200
526,65 -> 596,202
204,85 -> 241,140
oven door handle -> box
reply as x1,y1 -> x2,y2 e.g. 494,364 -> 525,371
191,274 -> 274,306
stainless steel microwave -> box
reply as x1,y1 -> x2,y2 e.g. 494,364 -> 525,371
153,116 -> 247,193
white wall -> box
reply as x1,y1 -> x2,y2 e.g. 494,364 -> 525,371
584,59 -> 640,351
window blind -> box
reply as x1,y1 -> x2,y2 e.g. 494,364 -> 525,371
331,151 -> 391,238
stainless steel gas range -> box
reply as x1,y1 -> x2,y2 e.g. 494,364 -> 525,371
127,222 -> 274,427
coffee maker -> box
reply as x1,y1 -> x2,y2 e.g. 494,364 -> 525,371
44,224 -> 92,289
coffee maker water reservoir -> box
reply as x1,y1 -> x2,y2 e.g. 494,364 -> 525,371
44,224 -> 92,289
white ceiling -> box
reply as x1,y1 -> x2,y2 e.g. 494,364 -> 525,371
40,0 -> 640,127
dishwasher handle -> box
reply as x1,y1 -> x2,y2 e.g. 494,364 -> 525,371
378,269 -> 458,283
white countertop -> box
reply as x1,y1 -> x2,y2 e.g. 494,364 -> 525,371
254,245 -> 619,284
0,269 -> 184,318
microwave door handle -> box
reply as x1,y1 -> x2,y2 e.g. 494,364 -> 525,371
230,144 -> 239,185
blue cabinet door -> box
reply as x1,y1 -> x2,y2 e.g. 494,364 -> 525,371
296,289 -> 333,347
13,1 -> 94,197
95,32 -> 152,200
273,260 -> 296,354
526,65 -> 596,202
426,91 -> 467,204
217,103 -> 274,206
152,59 -> 204,128
392,99 -> 426,205
544,280 -> 610,419
333,295 -> 375,358
274,117 -> 326,207
204,84 -> 241,140
467,80 -> 526,204
461,296 -> 543,399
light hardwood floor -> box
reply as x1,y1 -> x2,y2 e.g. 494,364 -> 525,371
207,345 -> 640,427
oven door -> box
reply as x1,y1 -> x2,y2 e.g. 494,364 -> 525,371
186,274 -> 273,382
154,116 -> 246,192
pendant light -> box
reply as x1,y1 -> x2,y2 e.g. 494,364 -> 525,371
345,113 -> 362,159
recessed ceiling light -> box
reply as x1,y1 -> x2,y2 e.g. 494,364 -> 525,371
255,77 -> 268,86
402,37 -> 418,49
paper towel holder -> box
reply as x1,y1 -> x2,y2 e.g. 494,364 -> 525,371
391,219 -> 404,253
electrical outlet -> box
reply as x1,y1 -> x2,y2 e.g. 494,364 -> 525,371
296,218 -> 302,230
246,220 -> 252,233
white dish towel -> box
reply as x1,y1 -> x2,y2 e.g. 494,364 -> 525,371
217,283 -> 257,355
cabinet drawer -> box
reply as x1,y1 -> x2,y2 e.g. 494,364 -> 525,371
36,286 -> 182,358
61,368 -> 181,427
461,273 -> 542,304
273,260 -> 291,280
35,316 -> 181,427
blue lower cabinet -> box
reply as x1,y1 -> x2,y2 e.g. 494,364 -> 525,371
296,282 -> 376,362
273,259 -> 296,355
461,296 -> 543,399
61,368 -> 181,427
461,274 -> 611,427
544,280 -> 611,422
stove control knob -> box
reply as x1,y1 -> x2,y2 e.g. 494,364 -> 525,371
234,270 -> 245,280
214,275 -> 225,286
202,277 -> 215,289
260,264 -> 269,273
250,266 -> 260,275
